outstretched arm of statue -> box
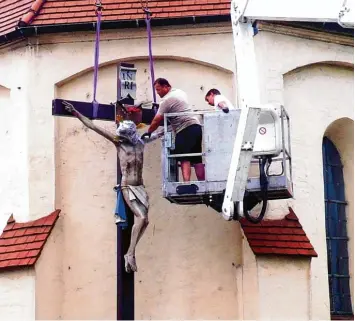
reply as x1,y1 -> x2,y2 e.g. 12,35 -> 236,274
63,101 -> 117,144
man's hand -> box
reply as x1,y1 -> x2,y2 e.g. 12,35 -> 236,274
141,132 -> 151,140
63,101 -> 76,114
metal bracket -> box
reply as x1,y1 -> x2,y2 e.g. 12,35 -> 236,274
338,0 -> 354,28
164,132 -> 173,149
241,141 -> 253,151
232,0 -> 250,24
222,107 -> 261,221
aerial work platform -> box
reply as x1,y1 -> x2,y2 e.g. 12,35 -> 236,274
161,106 -> 293,218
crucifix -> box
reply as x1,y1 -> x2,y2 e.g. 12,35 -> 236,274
53,62 -> 158,320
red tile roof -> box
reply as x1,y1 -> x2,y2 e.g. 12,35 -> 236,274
0,0 -> 231,36
0,0 -> 34,36
0,210 -> 60,270
239,208 -> 318,258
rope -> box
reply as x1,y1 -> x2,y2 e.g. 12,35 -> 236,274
92,1 -> 103,118
141,0 -> 157,105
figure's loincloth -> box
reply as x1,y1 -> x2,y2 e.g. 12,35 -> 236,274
121,185 -> 149,211
114,184 -> 149,229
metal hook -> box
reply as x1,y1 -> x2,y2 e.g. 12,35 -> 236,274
95,0 -> 103,13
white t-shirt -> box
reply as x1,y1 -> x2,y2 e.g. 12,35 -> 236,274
214,94 -> 236,111
157,88 -> 200,133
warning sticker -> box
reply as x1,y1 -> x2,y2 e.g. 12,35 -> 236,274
259,127 -> 267,135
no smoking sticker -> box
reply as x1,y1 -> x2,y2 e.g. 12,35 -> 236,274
259,127 -> 267,135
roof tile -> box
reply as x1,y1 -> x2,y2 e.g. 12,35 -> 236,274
0,210 -> 60,271
239,208 -> 317,258
28,257 -> 37,265
14,236 -> 29,244
0,261 -> 9,268
1,0 -> 231,36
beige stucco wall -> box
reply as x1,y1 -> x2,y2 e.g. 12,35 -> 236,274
35,221 -> 64,319
239,236 -> 312,320
0,22 -> 353,319
0,46 -> 53,224
238,237 -> 259,320
283,63 -> 354,320
0,85 -> 13,231
0,269 -> 35,319
1,25 -> 240,318
0,82 -> 29,227
56,57 -> 241,319
257,257 -> 311,320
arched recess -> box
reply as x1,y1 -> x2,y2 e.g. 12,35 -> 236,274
285,61 -> 354,76
283,62 -> 354,132
284,60 -> 354,75
55,56 -> 235,110
54,56 -> 241,320
55,55 -> 234,87
323,118 -> 354,319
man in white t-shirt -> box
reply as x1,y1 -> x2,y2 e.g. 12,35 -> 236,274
141,78 -> 205,182
205,88 -> 236,113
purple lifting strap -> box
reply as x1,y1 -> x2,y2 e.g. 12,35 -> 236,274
144,10 -> 157,106
92,8 -> 102,118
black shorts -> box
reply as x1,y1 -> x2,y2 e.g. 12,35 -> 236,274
172,124 -> 202,164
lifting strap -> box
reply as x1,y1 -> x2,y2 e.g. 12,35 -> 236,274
141,0 -> 157,106
92,1 -> 103,118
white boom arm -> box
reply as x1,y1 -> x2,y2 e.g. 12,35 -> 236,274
221,0 -> 261,220
243,0 -> 353,27
222,0 -> 354,220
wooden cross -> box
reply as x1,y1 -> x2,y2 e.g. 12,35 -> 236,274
52,64 -> 156,124
52,63 -> 156,320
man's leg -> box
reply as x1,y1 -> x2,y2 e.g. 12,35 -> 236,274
175,125 -> 204,182
194,163 -> 205,181
174,128 -> 192,181
181,161 -> 192,181
192,125 -> 205,181
125,214 -> 148,273
122,190 -> 149,273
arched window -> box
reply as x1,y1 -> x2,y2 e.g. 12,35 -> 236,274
322,137 -> 353,319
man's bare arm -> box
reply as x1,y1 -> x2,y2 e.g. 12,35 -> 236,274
63,101 -> 117,144
217,101 -> 229,113
147,114 -> 164,134
142,125 -> 172,143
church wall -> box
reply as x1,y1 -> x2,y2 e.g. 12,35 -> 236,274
282,62 -> 353,320
0,269 -> 35,319
55,53 -> 241,321
0,22 -> 353,319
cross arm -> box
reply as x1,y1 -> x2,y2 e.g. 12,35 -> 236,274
52,99 -> 115,121
52,98 -> 159,125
